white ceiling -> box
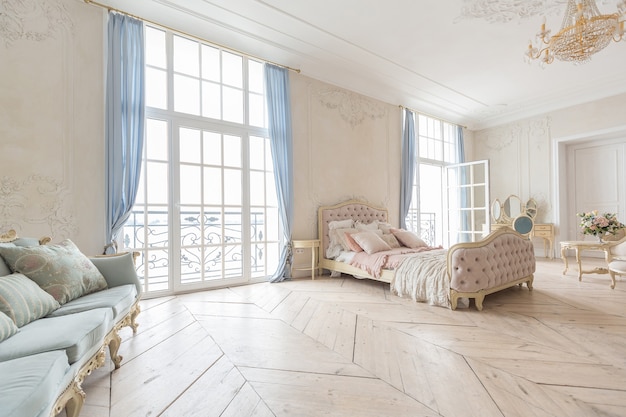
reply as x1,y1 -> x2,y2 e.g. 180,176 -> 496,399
96,0 -> 626,130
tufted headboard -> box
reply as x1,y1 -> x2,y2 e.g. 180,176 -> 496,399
317,200 -> 388,258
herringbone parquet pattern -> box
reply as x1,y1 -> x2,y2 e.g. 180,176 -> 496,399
71,257 -> 626,417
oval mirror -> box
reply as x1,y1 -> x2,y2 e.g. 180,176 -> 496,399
491,199 -> 502,223
513,214 -> 534,235
525,198 -> 538,219
503,195 -> 522,221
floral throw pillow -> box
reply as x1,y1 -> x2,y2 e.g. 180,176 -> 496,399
0,239 -> 108,304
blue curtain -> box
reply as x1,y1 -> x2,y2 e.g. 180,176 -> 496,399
400,108 -> 416,230
104,13 -> 145,254
456,126 -> 465,164
265,64 -> 294,282
457,126 -> 470,242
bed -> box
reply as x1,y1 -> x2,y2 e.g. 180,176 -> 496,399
318,199 -> 536,310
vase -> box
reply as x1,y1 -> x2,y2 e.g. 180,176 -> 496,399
597,235 -> 604,243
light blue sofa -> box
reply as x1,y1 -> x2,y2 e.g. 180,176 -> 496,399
0,235 -> 141,417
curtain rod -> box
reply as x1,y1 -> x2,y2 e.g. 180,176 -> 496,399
399,105 -> 467,129
84,0 -> 301,74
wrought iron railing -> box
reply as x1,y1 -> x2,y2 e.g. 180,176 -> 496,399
122,209 -> 270,290
405,210 -> 436,246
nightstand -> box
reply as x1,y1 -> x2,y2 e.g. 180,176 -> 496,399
291,239 -> 320,280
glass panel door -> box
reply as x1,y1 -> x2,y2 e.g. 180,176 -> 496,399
446,160 -> 490,246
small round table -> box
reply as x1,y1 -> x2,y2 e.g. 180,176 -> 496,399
560,240 -> 612,282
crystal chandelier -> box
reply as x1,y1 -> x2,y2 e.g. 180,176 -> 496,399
526,0 -> 626,64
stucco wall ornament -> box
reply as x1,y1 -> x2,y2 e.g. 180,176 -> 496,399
0,0 -> 73,45
456,0 -> 614,23
318,89 -> 386,128
0,175 -> 76,238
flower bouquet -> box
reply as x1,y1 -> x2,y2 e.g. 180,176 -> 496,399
577,211 -> 625,241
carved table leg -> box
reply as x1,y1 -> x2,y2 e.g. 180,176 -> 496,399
561,245 -> 569,275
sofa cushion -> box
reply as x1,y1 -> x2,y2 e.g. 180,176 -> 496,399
0,273 -> 60,327
0,350 -> 69,417
89,251 -> 142,295
0,308 -> 113,364
0,239 -> 108,304
48,284 -> 137,320
0,311 -> 18,343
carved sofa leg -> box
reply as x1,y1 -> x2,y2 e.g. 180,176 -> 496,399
105,328 -> 123,369
130,302 -> 141,334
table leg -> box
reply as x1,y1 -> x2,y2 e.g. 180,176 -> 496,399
561,245 -> 569,275
311,247 -> 316,280
575,248 -> 583,281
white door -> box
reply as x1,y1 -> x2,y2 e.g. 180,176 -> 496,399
567,140 -> 625,240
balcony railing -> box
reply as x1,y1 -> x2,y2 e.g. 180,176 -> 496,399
405,210 -> 436,246
122,209 -> 273,290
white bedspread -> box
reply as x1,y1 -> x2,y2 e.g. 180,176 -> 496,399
390,249 -> 450,308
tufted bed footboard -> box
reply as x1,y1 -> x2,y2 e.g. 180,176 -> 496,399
447,228 -> 536,310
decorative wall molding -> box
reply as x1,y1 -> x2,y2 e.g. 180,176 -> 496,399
0,0 -> 73,46
0,175 -> 77,238
317,88 -> 386,128
456,0 -> 615,23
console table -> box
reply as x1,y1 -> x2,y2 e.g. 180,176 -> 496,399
560,240 -> 613,282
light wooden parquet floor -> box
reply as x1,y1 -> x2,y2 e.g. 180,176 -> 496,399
71,257 -> 626,417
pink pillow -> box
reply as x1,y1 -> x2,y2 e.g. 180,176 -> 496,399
392,229 -> 428,248
343,233 -> 364,252
352,231 -> 391,254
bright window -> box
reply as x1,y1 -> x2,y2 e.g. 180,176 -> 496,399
124,26 -> 279,295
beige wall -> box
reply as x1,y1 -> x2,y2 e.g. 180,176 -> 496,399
290,74 -> 402,240
473,93 -> 626,228
0,0 -> 104,254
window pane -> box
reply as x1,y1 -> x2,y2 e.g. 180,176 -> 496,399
224,169 -> 241,205
173,35 -> 199,77
204,211 -> 223,245
179,127 -> 201,164
201,45 -> 220,82
180,164 -> 201,205
249,136 -> 265,170
202,81 -> 221,119
174,74 -> 200,115
224,210 -> 242,242
146,67 -> 167,109
203,167 -> 222,205
248,60 -> 264,93
223,245 -> 242,277
146,161 -> 168,204
249,92 -> 265,127
147,208 -> 169,247
203,131 -> 222,166
223,135 -> 241,168
223,86 -> 243,123
250,171 -> 265,206
180,208 -> 202,246
146,119 -> 168,161
250,209 -> 264,242
146,27 -> 166,68
222,51 -> 242,87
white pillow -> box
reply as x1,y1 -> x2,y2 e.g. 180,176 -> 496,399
329,219 -> 354,230
392,229 -> 428,249
352,231 -> 392,254
355,221 -> 379,231
378,222 -> 393,234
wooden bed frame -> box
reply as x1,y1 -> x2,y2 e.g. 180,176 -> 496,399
318,199 -> 536,310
